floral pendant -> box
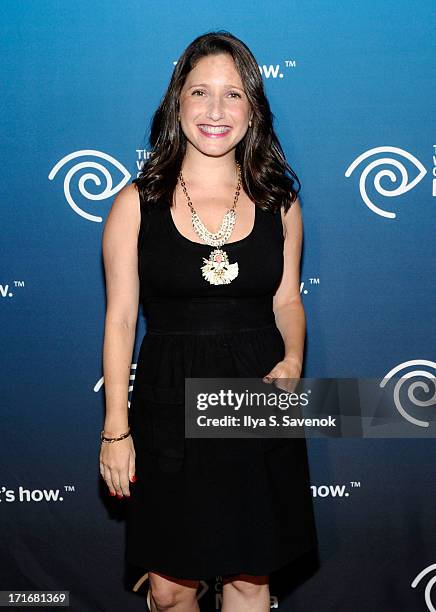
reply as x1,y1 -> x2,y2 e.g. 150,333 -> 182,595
201,248 -> 239,285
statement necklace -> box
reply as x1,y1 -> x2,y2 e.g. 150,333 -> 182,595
178,162 -> 241,285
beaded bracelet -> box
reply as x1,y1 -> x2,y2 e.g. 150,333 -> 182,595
100,428 -> 130,443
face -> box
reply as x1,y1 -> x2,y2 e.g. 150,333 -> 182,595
178,53 -> 252,158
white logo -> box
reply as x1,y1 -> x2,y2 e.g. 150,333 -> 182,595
172,59 -> 296,79
411,563 -> 436,611
49,149 -> 131,222
380,360 -> 436,427
345,146 -> 427,218
94,363 -> 137,408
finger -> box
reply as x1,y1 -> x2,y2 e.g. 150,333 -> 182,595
263,372 -> 277,383
119,473 -> 131,497
99,451 -> 105,477
274,380 -> 288,392
109,468 -> 124,497
128,455 -> 136,484
103,465 -> 116,496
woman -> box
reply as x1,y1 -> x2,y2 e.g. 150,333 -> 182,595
100,31 -> 318,612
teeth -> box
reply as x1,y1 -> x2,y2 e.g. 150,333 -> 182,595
199,125 -> 230,134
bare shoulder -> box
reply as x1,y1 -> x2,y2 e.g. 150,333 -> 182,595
112,181 -> 140,215
280,196 -> 302,239
103,182 -> 141,239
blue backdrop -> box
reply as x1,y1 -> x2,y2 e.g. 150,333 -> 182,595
2,1 -> 436,610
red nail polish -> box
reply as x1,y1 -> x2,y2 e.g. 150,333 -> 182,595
131,474 -> 137,483
109,490 -> 116,496
117,494 -> 123,499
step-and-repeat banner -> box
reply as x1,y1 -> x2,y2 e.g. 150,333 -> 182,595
2,1 -> 435,610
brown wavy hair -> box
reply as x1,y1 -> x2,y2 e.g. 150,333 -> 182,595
133,30 -> 301,215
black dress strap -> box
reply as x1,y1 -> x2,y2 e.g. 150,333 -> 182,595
272,205 -> 285,240
132,179 -> 151,253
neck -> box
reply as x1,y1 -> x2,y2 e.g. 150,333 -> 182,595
180,146 -> 239,188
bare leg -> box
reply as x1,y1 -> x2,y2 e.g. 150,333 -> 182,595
222,573 -> 270,611
148,571 -> 200,612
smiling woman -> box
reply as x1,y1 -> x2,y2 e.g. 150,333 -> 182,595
179,53 -> 252,150
100,29 -> 318,612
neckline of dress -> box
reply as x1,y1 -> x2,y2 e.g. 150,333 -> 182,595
166,202 -> 258,249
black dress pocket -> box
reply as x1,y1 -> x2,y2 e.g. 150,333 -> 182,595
132,383 -> 185,475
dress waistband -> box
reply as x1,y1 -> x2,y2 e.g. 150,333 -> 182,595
144,295 -> 276,334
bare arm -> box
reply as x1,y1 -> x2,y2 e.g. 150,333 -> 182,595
272,197 -> 305,375
102,182 -> 141,435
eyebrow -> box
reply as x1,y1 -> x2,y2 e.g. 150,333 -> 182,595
187,83 -> 245,91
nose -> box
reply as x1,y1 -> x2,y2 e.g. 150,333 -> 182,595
206,95 -> 225,121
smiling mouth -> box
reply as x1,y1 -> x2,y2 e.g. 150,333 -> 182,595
197,125 -> 232,135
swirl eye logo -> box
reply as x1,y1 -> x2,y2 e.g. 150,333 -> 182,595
94,363 -> 136,408
345,146 -> 427,219
380,359 -> 436,428
411,563 -> 436,611
48,149 -> 131,223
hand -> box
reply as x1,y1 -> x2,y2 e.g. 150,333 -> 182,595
262,357 -> 302,393
99,434 -> 136,498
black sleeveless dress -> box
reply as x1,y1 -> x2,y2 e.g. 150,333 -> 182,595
125,186 -> 318,580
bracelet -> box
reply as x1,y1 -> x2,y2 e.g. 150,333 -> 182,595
100,428 -> 130,443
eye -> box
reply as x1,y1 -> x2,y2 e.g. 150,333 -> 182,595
190,89 -> 242,98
